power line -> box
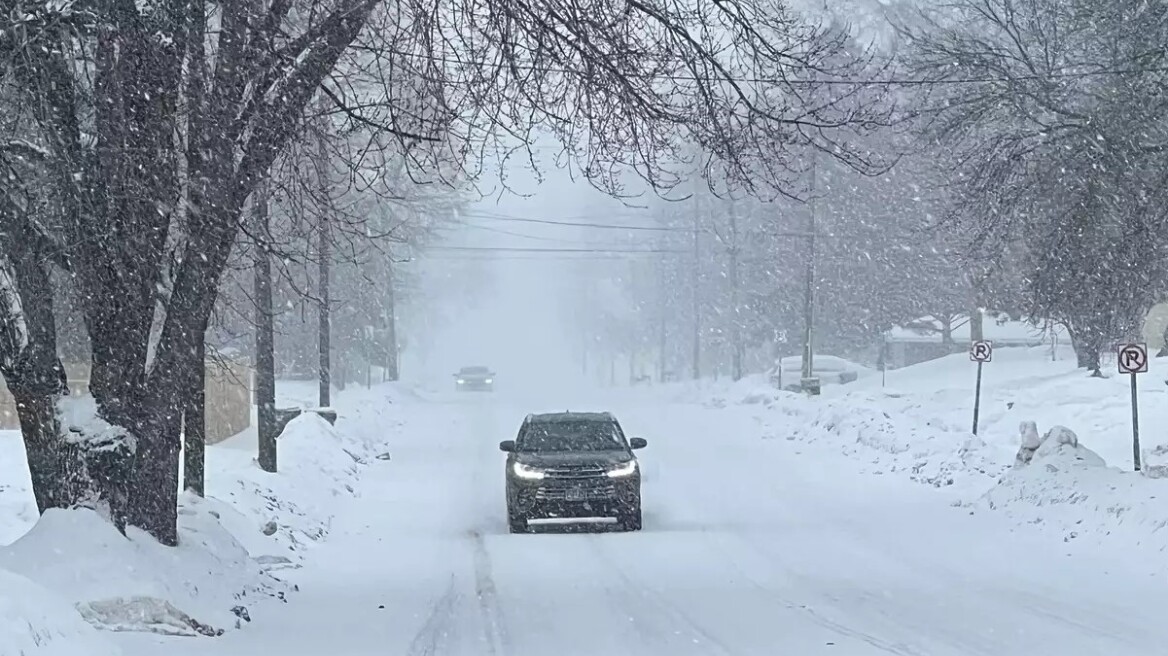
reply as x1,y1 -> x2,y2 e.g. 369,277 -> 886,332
427,245 -> 685,253
459,212 -> 686,231
439,220 -> 659,247
357,44 -> 1168,87
464,208 -> 655,221
418,255 -> 664,260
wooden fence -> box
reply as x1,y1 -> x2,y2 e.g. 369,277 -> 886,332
0,359 -> 253,444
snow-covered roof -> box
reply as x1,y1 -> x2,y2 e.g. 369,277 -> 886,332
884,312 -> 1066,345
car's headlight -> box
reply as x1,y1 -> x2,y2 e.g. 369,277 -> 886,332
512,462 -> 546,480
484,378 -> 493,384
607,461 -> 638,478
457,379 -> 465,384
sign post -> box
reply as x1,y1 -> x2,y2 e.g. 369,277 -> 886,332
970,340 -> 993,435
1118,342 -> 1149,471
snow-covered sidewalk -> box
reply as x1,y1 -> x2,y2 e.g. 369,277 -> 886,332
0,381 -> 406,654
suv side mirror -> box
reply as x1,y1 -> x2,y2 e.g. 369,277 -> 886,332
629,437 -> 648,450
499,440 -> 516,452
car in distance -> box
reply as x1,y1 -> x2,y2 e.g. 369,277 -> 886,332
499,411 -> 647,533
454,366 -> 495,392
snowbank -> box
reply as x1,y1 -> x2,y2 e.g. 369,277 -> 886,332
0,498 -> 279,637
779,390 -> 1009,489
697,345 -> 1168,555
0,432 -> 36,545
0,381 -> 404,638
704,377 -> 1010,491
973,423 -> 1168,551
212,411 -> 373,559
0,567 -> 122,656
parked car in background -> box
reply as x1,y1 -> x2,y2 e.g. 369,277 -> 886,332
769,355 -> 871,391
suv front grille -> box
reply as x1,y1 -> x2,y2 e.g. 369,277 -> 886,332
534,484 -> 617,501
543,465 -> 608,478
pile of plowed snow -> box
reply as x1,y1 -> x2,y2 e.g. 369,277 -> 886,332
0,381 -> 404,642
1,567 -> 122,655
0,497 -> 279,637
702,346 -> 1168,555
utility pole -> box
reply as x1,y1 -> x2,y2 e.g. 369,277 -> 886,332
385,257 -> 399,381
729,201 -> 742,381
692,193 -> 702,381
254,179 -> 277,473
658,252 -> 667,383
316,127 -> 331,408
800,154 -> 819,394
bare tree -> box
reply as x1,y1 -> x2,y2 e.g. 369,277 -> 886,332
1,0 -> 892,543
898,0 -> 1168,373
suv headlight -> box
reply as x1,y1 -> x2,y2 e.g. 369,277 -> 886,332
512,462 -> 546,480
606,461 -> 638,478
457,379 -> 465,384
485,378 -> 493,384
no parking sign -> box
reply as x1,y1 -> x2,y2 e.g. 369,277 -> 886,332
1118,343 -> 1148,471
969,341 -> 992,435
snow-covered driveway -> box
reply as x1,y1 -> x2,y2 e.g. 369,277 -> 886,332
119,386 -> 1168,656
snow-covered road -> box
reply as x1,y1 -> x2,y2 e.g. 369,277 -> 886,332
118,387 -> 1168,656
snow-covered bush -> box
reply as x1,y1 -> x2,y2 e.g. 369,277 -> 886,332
1012,423 -> 1105,471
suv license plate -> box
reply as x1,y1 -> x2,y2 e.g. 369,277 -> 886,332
565,488 -> 586,501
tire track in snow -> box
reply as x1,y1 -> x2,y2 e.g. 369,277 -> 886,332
706,532 -> 926,656
585,536 -> 734,655
667,471 -> 928,655
470,529 -> 509,655
405,575 -> 462,656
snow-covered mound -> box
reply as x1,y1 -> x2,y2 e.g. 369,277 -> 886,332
210,388 -> 393,560
800,392 -> 1007,488
0,437 -> 35,545
0,497 -> 280,637
0,566 -> 122,655
972,424 -> 1168,549
0,381 -> 406,638
220,412 -> 364,554
685,344 -> 1168,556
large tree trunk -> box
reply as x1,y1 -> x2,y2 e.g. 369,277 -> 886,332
1,220 -> 133,523
2,233 -> 69,512
1068,326 -> 1104,376
970,308 -> 984,342
940,315 -> 954,345
182,340 -> 206,496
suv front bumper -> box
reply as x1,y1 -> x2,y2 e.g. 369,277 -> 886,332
507,475 -> 640,518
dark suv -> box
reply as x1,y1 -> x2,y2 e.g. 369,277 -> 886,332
499,412 -> 647,533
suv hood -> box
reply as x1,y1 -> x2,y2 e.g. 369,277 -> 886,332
514,450 -> 632,467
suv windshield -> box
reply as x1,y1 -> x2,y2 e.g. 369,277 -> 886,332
461,367 -> 489,374
517,420 -> 625,452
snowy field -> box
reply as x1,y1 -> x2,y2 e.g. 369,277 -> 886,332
7,349 -> 1168,654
